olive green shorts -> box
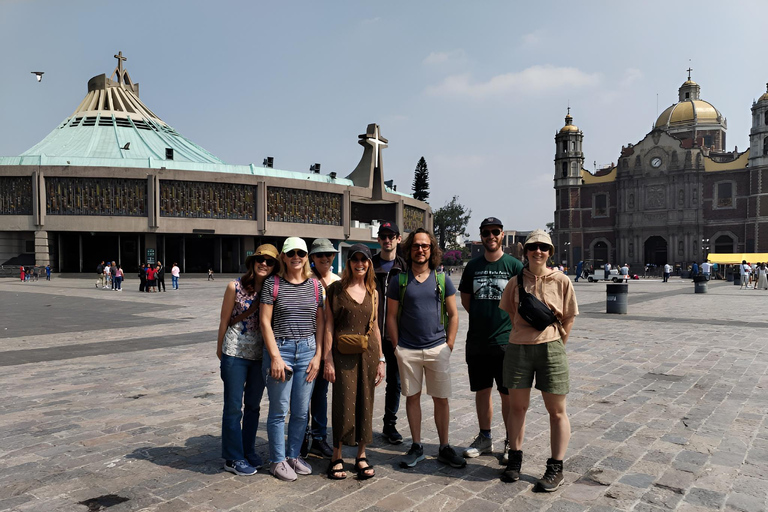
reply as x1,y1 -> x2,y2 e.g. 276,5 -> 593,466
503,339 -> 569,395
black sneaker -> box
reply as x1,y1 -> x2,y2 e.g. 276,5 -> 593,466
400,443 -> 425,468
383,425 -> 403,445
501,450 -> 522,482
309,438 -> 333,459
536,458 -> 564,491
437,445 -> 466,468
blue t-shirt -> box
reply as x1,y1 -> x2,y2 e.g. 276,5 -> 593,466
387,270 -> 456,350
379,259 -> 395,273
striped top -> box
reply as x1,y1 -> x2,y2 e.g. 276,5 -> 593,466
261,276 -> 324,339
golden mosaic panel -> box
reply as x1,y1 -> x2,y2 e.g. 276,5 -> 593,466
0,177 -> 33,215
46,177 -> 146,216
160,181 -> 255,220
267,187 -> 341,225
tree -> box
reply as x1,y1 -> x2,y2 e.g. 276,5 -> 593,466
433,195 -> 471,250
412,157 -> 430,202
546,222 -> 555,237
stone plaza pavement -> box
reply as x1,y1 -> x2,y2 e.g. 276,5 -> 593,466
1,274 -> 768,512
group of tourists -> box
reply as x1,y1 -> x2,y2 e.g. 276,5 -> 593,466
739,260 -> 768,289
216,217 -> 579,491
95,261 -> 124,291
95,261 -> 180,292
19,264 -> 50,282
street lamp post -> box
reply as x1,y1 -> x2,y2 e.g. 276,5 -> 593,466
564,241 -> 571,273
701,238 -> 710,261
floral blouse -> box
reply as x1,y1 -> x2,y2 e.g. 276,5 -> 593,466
222,278 -> 264,360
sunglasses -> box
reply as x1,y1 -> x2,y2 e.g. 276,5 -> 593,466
481,228 -> 502,237
349,255 -> 369,263
379,233 -> 397,240
313,252 -> 335,259
285,249 -> 307,258
525,243 -> 550,252
412,243 -> 431,251
253,256 -> 276,266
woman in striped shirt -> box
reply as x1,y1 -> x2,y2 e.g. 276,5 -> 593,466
260,237 -> 325,481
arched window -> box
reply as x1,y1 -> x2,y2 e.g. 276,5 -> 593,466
764,111 -> 768,126
562,141 -> 568,153
561,162 -> 568,177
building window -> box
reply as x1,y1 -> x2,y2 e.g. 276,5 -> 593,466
764,112 -> 768,126
764,136 -> 768,156
562,141 -> 568,153
715,182 -> 734,208
594,194 -> 608,217
703,135 -> 713,148
561,162 -> 567,178
714,234 -> 735,253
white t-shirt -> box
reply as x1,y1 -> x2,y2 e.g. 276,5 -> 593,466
664,264 -> 672,273
171,265 -> 180,277
741,264 -> 751,276
701,262 -> 711,274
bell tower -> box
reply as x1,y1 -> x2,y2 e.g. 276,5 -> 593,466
750,83 -> 768,168
553,109 -> 584,272
554,109 -> 584,187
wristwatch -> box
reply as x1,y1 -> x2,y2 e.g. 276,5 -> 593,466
378,357 -> 386,362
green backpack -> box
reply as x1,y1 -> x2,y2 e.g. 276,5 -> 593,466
397,271 -> 448,328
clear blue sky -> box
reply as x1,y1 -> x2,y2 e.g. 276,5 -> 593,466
1,0 -> 766,232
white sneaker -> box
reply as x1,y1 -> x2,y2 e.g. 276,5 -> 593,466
286,456 -> 312,475
270,461 -> 297,481
463,433 -> 493,458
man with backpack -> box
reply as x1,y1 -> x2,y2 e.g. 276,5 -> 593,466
372,221 -> 407,445
385,228 -> 464,469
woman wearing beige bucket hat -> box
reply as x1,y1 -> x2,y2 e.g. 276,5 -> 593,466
498,229 -> 578,492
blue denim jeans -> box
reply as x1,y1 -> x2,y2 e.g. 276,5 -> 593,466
263,336 -> 316,463
220,354 -> 266,461
172,276 -> 179,289
310,371 -> 329,440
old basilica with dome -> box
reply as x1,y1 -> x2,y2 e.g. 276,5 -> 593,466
553,72 -> 768,272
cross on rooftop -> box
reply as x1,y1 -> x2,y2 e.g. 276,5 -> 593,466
687,66 -> 693,81
364,125 -> 388,169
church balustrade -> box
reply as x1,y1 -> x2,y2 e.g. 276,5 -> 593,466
267,187 -> 341,225
46,177 -> 146,216
159,180 -> 255,220
403,206 -> 425,232
0,177 -> 33,215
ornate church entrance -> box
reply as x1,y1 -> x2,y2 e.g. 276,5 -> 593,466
644,236 -> 668,265
593,241 -> 608,268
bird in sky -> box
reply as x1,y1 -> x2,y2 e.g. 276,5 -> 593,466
31,71 -> 44,82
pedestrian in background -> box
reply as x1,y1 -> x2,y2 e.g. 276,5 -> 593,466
156,262 -> 166,292
171,263 -> 180,289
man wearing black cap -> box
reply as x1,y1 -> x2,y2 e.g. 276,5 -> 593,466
372,221 -> 407,444
458,217 -> 522,464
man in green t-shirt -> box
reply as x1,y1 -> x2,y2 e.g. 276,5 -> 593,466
458,217 -> 523,464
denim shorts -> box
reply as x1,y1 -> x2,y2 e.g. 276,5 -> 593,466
503,339 -> 569,395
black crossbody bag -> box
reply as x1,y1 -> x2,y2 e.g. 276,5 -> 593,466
517,268 -> 559,331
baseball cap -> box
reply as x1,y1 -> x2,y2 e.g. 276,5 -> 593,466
479,216 -> 504,229
378,221 -> 400,236
282,237 -> 308,254
347,244 -> 373,260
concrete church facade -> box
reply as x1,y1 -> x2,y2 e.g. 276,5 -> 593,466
0,53 -> 431,273
553,73 -> 768,273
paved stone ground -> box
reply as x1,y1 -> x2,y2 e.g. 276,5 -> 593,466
1,274 -> 768,511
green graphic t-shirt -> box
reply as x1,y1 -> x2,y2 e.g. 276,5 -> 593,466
458,253 -> 523,353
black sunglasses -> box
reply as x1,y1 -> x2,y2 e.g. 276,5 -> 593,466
525,243 -> 550,252
349,255 -> 369,263
313,252 -> 335,259
481,228 -> 502,237
379,233 -> 397,240
285,249 -> 307,258
253,255 -> 276,266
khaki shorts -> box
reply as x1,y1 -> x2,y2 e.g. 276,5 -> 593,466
395,343 -> 452,398
503,339 -> 569,395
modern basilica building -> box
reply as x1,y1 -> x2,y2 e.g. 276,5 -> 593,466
0,53 -> 431,273
553,72 -> 768,272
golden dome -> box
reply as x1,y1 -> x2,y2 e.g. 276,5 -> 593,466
759,83 -> 768,102
560,114 -> 579,133
655,99 -> 723,129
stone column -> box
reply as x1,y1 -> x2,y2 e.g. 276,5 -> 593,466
34,230 -> 50,266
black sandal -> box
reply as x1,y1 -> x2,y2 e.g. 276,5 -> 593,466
354,457 -> 375,480
327,459 -> 346,480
